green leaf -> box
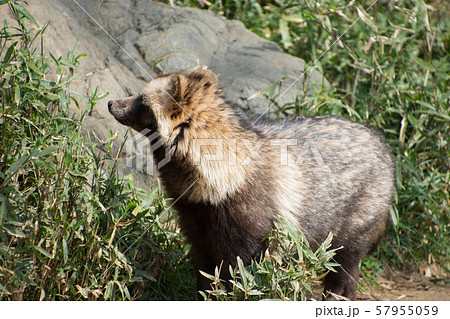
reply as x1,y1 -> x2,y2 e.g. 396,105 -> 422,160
0,199 -> 8,226
356,7 -> 378,32
34,246 -> 53,259
113,247 -> 128,265
3,42 -> 17,64
14,85 -> 21,105
413,109 -> 450,121
59,89 -> 67,111
5,219 -> 23,227
248,289 -> 264,296
131,205 -> 141,216
62,87 -> 89,99
237,257 -> 248,290
6,146 -> 57,175
416,0 -> 431,32
76,285 -> 89,299
26,60 -> 44,75
104,281 -> 114,300
412,56 -> 436,72
279,16 -> 292,48
0,282 -> 10,294
39,289 -> 45,301
35,145 -> 58,158
199,291 -> 208,300
11,2 -> 39,26
0,284 -> 11,295
62,239 -> 68,264
3,226 -> 26,238
199,270 -> 215,281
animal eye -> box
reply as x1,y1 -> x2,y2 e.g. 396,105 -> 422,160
135,94 -> 144,106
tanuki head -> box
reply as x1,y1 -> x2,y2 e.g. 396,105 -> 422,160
107,68 -> 220,136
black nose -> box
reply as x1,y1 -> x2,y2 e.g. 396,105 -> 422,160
108,100 -> 113,111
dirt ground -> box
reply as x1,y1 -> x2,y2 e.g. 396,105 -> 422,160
357,271 -> 450,301
311,269 -> 449,301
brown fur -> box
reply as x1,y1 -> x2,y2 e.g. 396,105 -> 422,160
108,69 -> 396,300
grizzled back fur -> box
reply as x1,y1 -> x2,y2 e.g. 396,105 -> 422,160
108,68 -> 396,300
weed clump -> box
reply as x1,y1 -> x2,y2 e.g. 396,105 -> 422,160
0,1 -> 192,300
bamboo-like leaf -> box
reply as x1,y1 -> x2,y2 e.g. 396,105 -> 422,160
104,281 -> 114,300
199,270 -> 216,281
3,42 -> 17,64
6,146 -> 58,175
10,2 -> 39,26
3,226 -> 25,238
39,289 -> 45,301
62,239 -> 68,264
34,246 -> 53,259
412,56 -> 436,72
76,285 -> 89,299
59,89 -> 67,111
237,257 -> 248,290
0,283 -> 10,294
279,16 -> 292,49
0,199 -> 8,226
131,205 -> 141,216
416,0 -> 431,32
356,7 -> 378,32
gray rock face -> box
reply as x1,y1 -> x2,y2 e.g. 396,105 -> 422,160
1,0 -> 328,190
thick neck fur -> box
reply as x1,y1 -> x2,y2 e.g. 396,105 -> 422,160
150,69 -> 262,205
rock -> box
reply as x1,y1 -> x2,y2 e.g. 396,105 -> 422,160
1,0 -> 328,190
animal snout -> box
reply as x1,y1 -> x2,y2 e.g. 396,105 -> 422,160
107,100 -> 113,112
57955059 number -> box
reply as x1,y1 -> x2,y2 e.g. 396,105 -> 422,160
376,305 -> 438,316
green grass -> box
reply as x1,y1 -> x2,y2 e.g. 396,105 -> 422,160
0,0 -> 194,300
199,219 -> 339,301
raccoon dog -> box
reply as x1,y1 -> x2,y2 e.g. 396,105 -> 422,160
108,69 -> 396,300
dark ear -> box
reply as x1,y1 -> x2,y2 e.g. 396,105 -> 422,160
163,74 -> 187,119
166,73 -> 182,102
186,68 -> 219,88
